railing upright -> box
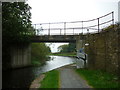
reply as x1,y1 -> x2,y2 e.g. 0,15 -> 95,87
60,29 -> 62,35
73,28 -> 74,35
64,22 -> 66,35
48,23 -> 50,35
112,12 -> 114,25
98,18 -> 100,33
82,21 -> 83,34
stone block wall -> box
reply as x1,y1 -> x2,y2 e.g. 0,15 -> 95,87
85,26 -> 120,75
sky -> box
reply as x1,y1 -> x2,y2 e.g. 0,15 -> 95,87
27,0 -> 120,52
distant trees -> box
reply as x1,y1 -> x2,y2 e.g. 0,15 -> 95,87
58,43 -> 76,53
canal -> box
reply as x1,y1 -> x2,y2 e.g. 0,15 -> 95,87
3,56 -> 76,88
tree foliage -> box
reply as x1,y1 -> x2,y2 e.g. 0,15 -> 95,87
2,2 -> 34,45
31,43 -> 51,65
58,43 -> 76,53
2,2 -> 34,69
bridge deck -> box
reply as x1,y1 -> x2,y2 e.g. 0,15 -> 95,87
31,35 -> 85,42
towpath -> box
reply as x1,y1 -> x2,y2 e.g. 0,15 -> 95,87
59,65 -> 92,88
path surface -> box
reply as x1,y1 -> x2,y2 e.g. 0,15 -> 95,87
59,65 -> 91,88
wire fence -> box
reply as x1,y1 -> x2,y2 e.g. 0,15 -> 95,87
32,12 -> 114,36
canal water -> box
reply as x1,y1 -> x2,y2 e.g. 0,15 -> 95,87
3,56 -> 76,88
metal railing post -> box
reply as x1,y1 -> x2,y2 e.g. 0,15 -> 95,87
87,29 -> 89,34
60,29 -> 61,35
82,21 -> 83,34
112,12 -> 114,25
64,22 -> 66,35
98,18 -> 100,33
48,23 -> 50,35
73,28 -> 74,35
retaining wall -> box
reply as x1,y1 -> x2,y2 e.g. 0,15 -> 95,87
85,26 -> 120,75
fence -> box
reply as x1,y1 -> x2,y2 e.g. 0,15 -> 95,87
32,12 -> 114,36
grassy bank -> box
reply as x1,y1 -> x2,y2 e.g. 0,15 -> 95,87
76,69 -> 120,88
40,70 -> 59,88
50,53 -> 76,57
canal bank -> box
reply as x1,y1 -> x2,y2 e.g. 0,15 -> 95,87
32,63 -> 119,89
30,63 -> 92,89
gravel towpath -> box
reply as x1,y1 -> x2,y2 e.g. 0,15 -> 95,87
59,65 -> 92,88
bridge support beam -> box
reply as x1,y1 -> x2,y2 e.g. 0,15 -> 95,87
10,44 -> 31,68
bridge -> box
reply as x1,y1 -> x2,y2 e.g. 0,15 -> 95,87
31,12 -> 114,42
10,12 -> 115,68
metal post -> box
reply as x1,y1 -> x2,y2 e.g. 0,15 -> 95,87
112,12 -> 114,30
87,29 -> 89,34
82,21 -> 83,34
64,22 -> 66,35
73,28 -> 74,35
112,12 -> 114,25
98,18 -> 100,33
60,29 -> 61,35
49,23 -> 50,35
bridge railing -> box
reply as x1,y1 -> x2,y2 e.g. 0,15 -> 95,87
32,12 -> 114,36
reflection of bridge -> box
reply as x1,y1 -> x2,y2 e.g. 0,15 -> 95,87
32,12 -> 114,36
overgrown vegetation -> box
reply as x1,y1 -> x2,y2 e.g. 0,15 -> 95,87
76,69 -> 120,88
40,70 -> 59,88
31,43 -> 51,66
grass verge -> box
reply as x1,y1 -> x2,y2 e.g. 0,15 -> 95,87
76,69 -> 120,88
40,70 -> 59,88
50,53 -> 76,57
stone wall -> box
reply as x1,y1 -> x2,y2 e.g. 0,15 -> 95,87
85,26 -> 120,75
10,44 -> 31,68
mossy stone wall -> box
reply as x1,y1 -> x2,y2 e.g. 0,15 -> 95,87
85,26 -> 120,75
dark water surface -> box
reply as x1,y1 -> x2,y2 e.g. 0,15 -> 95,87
3,56 -> 76,88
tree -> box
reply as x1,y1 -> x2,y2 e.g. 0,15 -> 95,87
31,43 -> 51,65
2,2 -> 34,45
2,2 -> 34,69
58,43 -> 76,53
58,44 -> 69,53
67,43 -> 76,52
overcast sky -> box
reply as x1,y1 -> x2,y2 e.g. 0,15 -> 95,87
27,0 -> 120,52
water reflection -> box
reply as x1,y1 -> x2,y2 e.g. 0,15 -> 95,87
3,56 -> 76,88
40,56 -> 76,73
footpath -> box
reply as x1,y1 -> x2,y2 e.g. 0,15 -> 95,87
30,64 -> 92,89
58,64 -> 92,88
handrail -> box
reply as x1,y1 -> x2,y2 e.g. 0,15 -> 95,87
33,11 -> 114,35
33,12 -> 113,25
